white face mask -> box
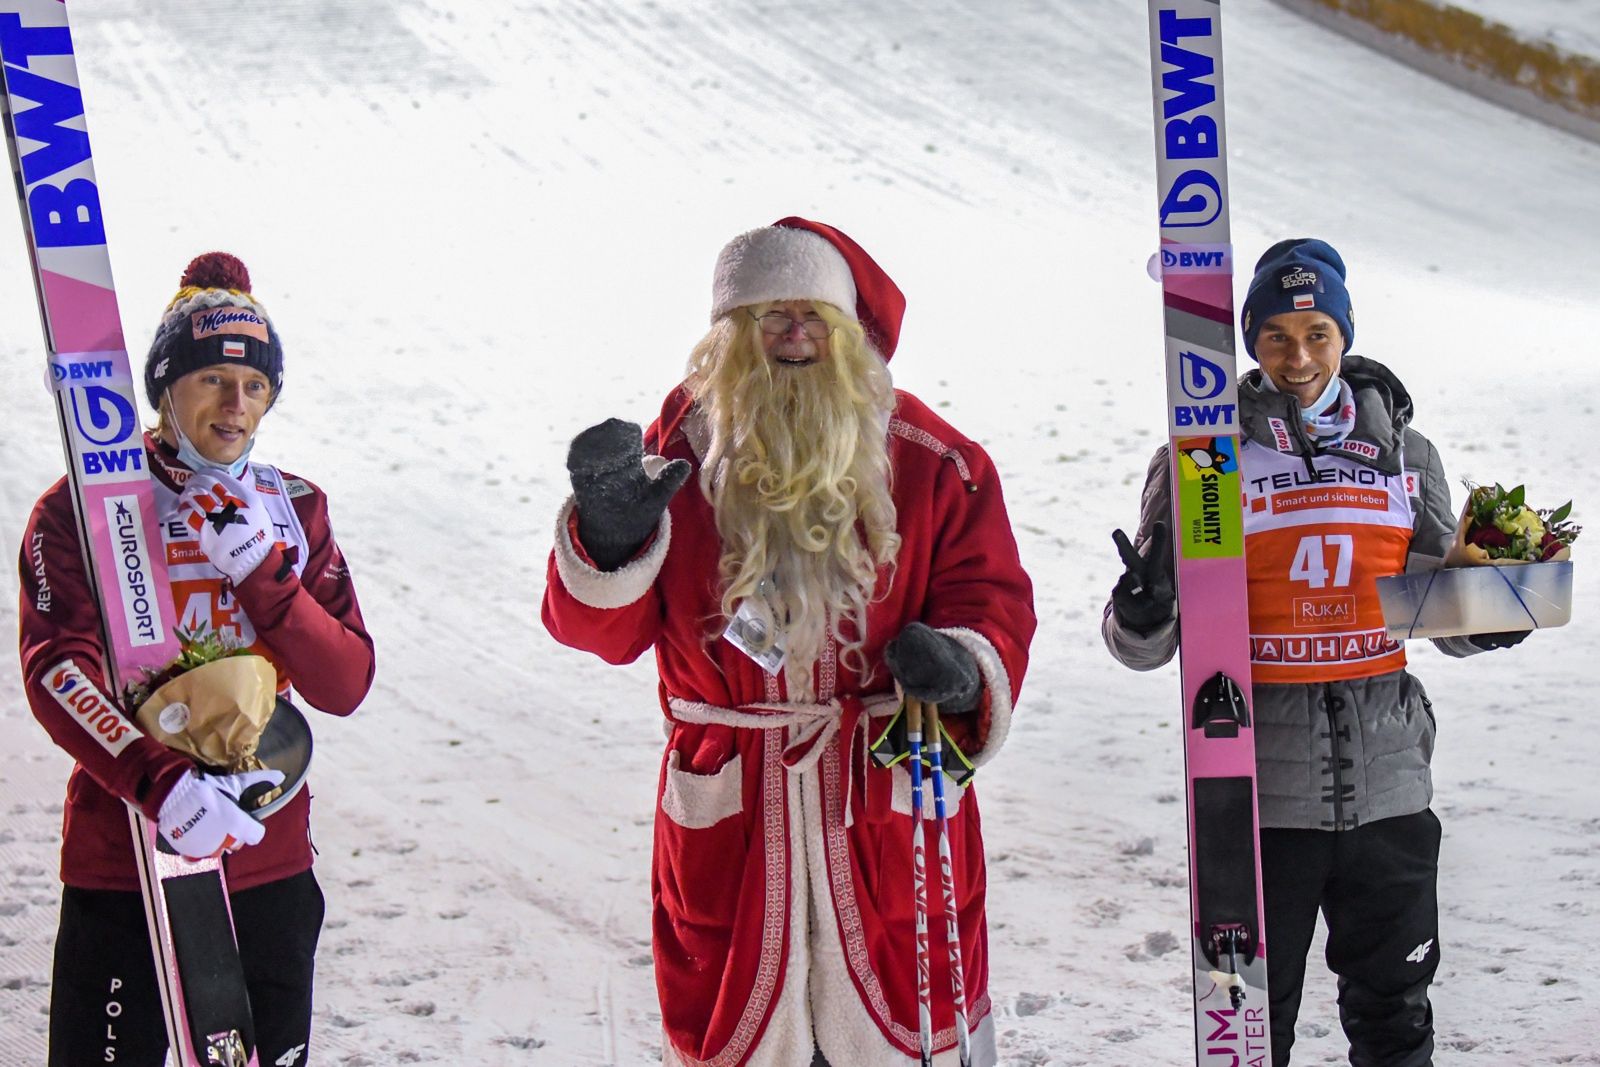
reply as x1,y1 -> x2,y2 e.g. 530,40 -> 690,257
173,420 -> 254,479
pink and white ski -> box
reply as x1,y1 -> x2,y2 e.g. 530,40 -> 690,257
1,3 -> 259,1063
1145,3 -> 1272,1064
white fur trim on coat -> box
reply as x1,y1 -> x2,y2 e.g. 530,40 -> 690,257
711,225 -> 857,323
660,750 -> 744,829
551,482 -> 671,611
937,627 -> 1013,769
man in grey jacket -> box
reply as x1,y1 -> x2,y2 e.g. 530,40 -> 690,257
1104,239 -> 1529,1066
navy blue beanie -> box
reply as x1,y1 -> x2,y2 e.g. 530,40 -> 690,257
1239,238 -> 1353,360
144,252 -> 284,409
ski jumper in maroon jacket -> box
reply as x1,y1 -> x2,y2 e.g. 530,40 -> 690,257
544,384 -> 1035,1067
18,435 -> 374,893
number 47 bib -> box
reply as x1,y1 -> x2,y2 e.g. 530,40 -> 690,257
1240,441 -> 1411,683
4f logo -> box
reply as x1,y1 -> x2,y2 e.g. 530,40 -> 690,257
1406,939 -> 1434,964
275,1045 -> 307,1066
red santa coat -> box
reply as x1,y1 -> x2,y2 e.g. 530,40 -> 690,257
17,435 -> 375,893
543,387 -> 1035,1066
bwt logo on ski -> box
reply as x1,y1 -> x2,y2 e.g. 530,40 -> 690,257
52,357 -> 113,382
106,496 -> 165,647
1161,245 -> 1229,271
67,383 -> 141,479
0,12 -> 107,250
1173,351 -> 1236,429
1156,9 -> 1224,229
46,659 -> 137,756
1180,350 -> 1227,400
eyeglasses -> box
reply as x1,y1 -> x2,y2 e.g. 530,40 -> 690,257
748,310 -> 834,340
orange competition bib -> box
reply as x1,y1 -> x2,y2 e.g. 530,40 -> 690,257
1241,439 -> 1411,682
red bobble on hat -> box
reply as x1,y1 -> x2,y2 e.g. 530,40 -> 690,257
180,251 -> 252,293
773,217 -> 907,361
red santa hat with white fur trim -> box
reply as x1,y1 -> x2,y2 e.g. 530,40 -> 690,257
710,216 -> 907,360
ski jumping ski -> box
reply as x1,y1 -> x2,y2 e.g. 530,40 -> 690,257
0,3 -> 261,1063
1144,2 -> 1272,1064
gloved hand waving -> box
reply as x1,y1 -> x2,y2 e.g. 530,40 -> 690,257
567,418 -> 692,571
1111,520 -> 1177,634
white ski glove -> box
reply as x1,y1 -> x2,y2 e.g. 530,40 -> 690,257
156,768 -> 284,859
179,473 -> 274,583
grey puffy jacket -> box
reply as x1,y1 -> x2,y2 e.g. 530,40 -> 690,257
1103,355 -> 1482,831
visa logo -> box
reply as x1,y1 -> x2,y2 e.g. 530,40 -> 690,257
1175,404 -> 1237,428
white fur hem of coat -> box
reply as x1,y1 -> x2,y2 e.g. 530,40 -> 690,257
552,480 -> 671,610
802,764 -> 998,1066
935,627 -> 1012,769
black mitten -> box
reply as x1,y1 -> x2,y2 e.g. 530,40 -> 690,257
1469,629 -> 1531,651
567,418 -> 691,571
1111,520 -> 1176,634
884,622 -> 981,714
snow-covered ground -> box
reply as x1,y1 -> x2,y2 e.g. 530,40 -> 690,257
1447,0 -> 1600,59
2,1 -> 1598,1064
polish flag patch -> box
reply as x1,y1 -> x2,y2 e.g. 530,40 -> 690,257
1293,293 -> 1315,310
222,340 -> 246,359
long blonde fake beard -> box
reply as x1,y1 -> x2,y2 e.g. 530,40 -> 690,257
688,308 -> 900,699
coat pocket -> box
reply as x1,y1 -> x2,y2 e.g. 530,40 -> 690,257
660,749 -> 744,829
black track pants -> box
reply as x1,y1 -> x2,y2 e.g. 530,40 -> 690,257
48,868 -> 325,1067
1262,809 -> 1441,1067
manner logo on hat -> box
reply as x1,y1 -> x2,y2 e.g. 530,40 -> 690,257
222,340 -> 246,359
191,307 -> 269,342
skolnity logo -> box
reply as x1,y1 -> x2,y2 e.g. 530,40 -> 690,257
105,496 -> 165,647
46,659 -> 138,756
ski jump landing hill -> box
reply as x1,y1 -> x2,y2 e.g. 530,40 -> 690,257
1275,0 -> 1600,142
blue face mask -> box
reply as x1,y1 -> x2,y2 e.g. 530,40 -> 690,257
173,421 -> 254,479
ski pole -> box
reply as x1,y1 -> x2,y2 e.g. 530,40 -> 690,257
906,697 -> 933,1066
924,701 -> 972,1067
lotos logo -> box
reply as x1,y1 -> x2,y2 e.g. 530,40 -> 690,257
1180,350 -> 1227,400
1280,269 -> 1318,290
192,308 -> 268,342
1331,439 -> 1379,460
45,659 -> 139,757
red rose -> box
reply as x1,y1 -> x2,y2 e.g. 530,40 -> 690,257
1541,538 -> 1566,561
1467,524 -> 1511,549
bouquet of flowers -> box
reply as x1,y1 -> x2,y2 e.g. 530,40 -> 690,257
1447,482 -> 1580,566
128,627 -> 279,780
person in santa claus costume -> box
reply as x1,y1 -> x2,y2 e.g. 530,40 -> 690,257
1104,238 -> 1534,1066
543,217 -> 1035,1066
18,252 -> 375,1066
